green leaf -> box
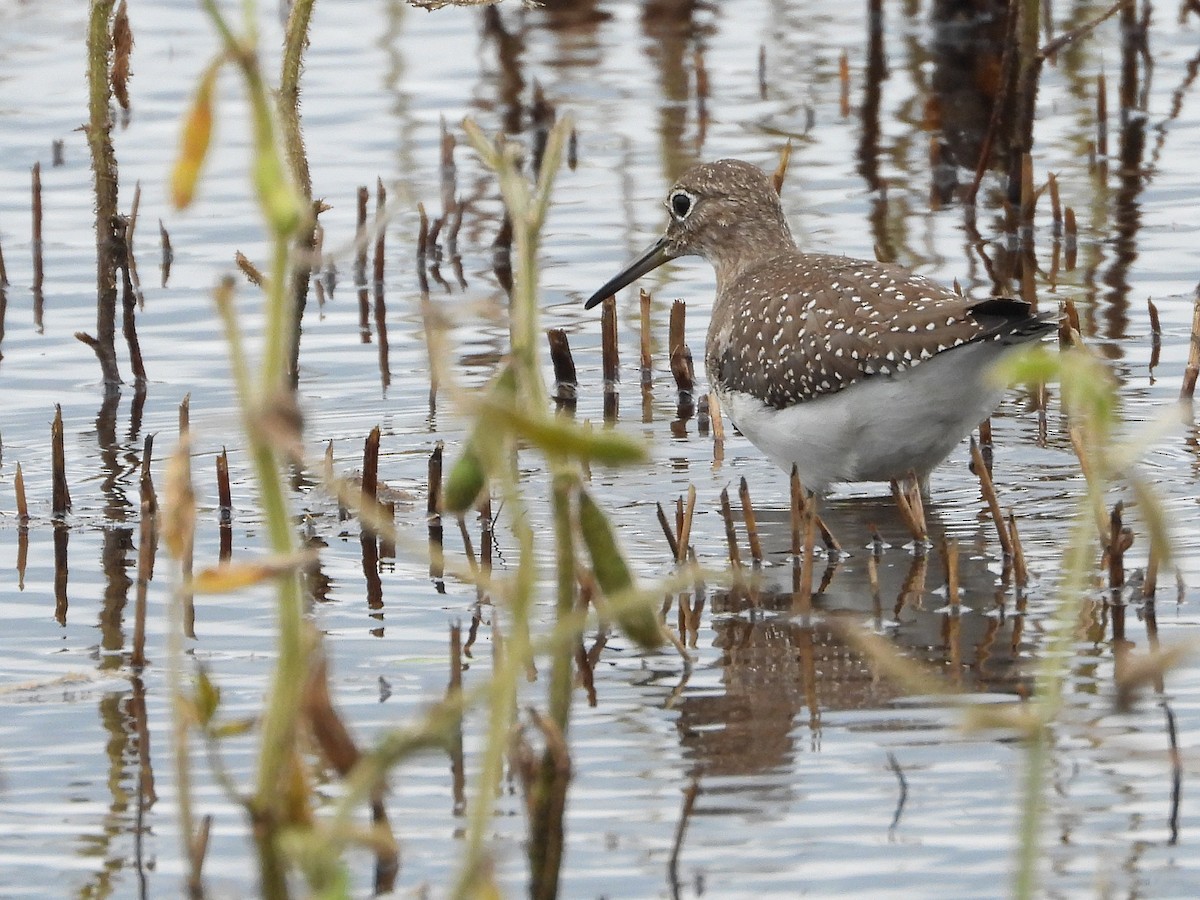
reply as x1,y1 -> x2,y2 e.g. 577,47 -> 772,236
577,488 -> 661,649
194,667 -> 221,726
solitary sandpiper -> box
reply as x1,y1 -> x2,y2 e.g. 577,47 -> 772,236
584,159 -> 1054,493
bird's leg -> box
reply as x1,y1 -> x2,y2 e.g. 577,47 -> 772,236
890,471 -> 929,548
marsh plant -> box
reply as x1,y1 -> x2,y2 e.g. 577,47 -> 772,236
161,2 -> 663,897
153,2 -> 1186,899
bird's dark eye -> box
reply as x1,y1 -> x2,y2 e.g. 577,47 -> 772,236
670,191 -> 693,219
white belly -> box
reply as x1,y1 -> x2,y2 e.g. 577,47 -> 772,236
714,341 -> 1014,493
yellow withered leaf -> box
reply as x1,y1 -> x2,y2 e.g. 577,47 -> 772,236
192,551 -> 315,594
170,60 -> 220,209
160,439 -> 195,560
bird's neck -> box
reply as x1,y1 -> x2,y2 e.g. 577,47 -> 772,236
712,228 -> 795,299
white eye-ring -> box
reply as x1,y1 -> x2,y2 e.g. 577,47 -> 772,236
668,189 -> 697,220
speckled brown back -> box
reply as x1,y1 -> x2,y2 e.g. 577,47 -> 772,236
705,252 -> 1036,410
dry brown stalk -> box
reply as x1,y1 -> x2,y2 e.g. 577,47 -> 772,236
719,487 -> 741,570
970,437 -> 1013,557
656,502 -> 680,561
738,477 -> 763,563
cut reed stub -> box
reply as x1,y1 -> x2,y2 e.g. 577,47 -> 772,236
1063,207 -> 1078,270
738,477 -> 763,564
51,404 -> 71,518
216,448 -> 232,525
381,501 -> 396,560
639,289 -> 652,387
32,162 -> 44,294
719,486 -> 741,570
656,501 -> 680,561
15,461 -> 28,524
362,425 -> 381,512
547,328 -> 578,404
158,219 -> 173,287
1181,289 -> 1200,400
601,296 -> 619,386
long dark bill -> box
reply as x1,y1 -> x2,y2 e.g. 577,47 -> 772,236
583,236 -> 673,309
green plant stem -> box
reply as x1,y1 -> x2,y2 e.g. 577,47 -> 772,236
451,115 -> 574,900
246,202 -> 306,900
1013,496 -> 1097,898
548,470 -> 576,729
260,234 -> 294,395
168,594 -> 199,885
198,4 -> 307,897
527,468 -> 577,899
453,630 -> 519,898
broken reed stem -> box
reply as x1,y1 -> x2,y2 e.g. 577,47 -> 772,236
1064,207 -> 1078,269
428,441 -> 444,521
355,185 -> 369,285
838,50 -> 850,117
790,466 -> 803,557
601,296 -> 619,385
216,448 -> 232,523
362,425 -> 381,526
1008,512 -> 1028,587
159,220 -> 173,288
32,162 -> 44,295
1047,172 -> 1062,235
738,476 -> 763,564
719,487 -> 742,570
1019,153 -> 1035,235
547,329 -> 577,402
657,501 -> 676,564
373,178 -> 386,290
708,394 -> 724,443
794,493 -> 816,617
51,405 -> 71,517
639,289 -> 652,385
1108,501 -> 1129,590
970,437 -> 1014,557
668,777 -> 701,881
1181,290 -> 1200,400
817,515 -> 842,555
1143,542 -> 1159,600
667,300 -> 695,396
943,537 -> 960,608
178,396 -> 195,639
772,139 -> 792,195
15,462 -> 28,522
668,299 -> 685,362
132,435 -> 156,670
126,183 -> 144,308
676,485 -> 697,565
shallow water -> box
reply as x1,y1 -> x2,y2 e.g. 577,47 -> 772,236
1,0 -> 1200,897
